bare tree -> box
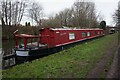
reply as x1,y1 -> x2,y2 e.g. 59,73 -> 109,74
113,1 -> 120,26
28,2 -> 43,26
113,10 -> 118,24
72,0 -> 98,28
41,0 -> 99,28
11,0 -> 27,25
58,8 -> 74,27
0,0 -> 27,26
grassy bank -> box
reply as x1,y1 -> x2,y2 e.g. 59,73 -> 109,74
2,33 -> 118,78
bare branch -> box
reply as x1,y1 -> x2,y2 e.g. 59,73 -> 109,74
28,2 -> 43,26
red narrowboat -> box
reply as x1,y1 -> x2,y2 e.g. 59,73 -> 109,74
13,27 -> 104,57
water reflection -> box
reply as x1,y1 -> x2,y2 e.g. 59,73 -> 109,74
2,40 -> 15,56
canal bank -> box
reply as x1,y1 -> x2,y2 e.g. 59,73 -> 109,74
2,33 -> 118,78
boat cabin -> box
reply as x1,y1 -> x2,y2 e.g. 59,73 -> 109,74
14,34 -> 40,50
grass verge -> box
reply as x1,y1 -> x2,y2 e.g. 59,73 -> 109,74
2,33 -> 118,78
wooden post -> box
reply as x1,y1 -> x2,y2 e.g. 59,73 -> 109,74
24,38 -> 27,49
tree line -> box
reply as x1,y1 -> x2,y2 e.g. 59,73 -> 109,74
0,0 -> 104,28
42,0 -> 102,28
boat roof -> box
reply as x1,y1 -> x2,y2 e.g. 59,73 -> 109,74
15,34 -> 39,38
40,27 -> 103,31
51,28 -> 103,30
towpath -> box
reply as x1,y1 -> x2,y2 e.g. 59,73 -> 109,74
86,37 -> 119,79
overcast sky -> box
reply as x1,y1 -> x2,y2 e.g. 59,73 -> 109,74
22,0 -> 119,26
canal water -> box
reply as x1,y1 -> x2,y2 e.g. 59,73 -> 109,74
2,40 -> 16,69
2,40 -> 15,56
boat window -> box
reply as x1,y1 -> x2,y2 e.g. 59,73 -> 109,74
98,31 -> 100,34
82,32 -> 86,38
87,32 -> 90,36
94,31 -> 97,35
69,32 -> 75,40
